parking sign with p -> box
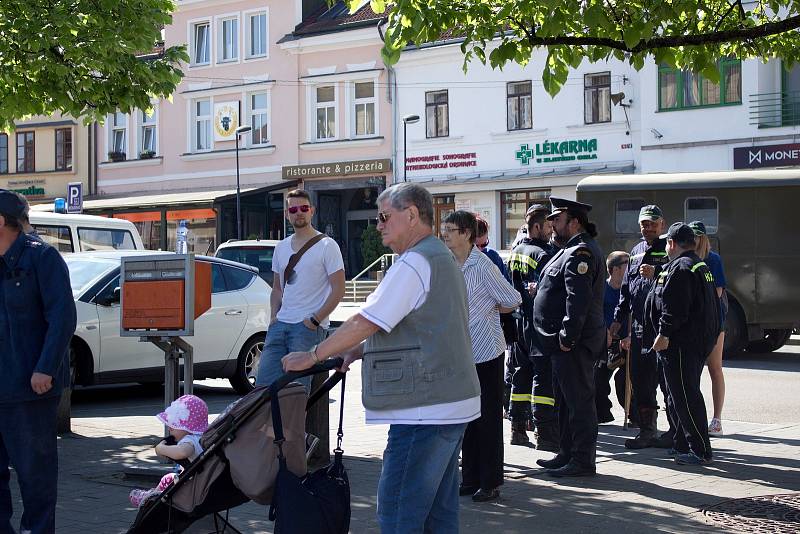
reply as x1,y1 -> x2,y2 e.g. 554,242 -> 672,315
66,182 -> 82,213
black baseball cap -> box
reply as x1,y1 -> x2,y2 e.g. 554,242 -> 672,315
688,221 -> 707,236
0,190 -> 29,219
660,222 -> 695,242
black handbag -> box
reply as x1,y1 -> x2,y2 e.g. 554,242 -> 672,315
268,372 -> 350,534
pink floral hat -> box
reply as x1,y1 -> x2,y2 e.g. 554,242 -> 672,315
157,395 -> 209,435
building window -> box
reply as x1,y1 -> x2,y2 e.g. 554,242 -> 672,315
501,190 -> 551,249
0,134 -> 7,174
191,21 -> 211,65
353,81 -> 376,137
249,92 -> 269,145
315,86 -> 336,140
615,198 -> 646,234
194,99 -> 212,151
55,128 -> 72,170
685,197 -> 719,234
246,11 -> 267,58
140,109 -> 157,155
659,59 -> 742,111
218,17 -> 238,62
16,131 -> 35,173
507,81 -> 532,131
425,90 -> 449,138
584,72 -> 611,124
110,111 -> 127,155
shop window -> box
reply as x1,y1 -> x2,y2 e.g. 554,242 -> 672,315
249,92 -> 269,145
425,90 -> 449,138
659,59 -> 741,111
217,16 -> 239,63
685,197 -> 718,234
615,198 -> 646,234
166,209 -> 216,254
434,195 -> 455,239
500,190 -> 550,249
0,133 -> 7,174
193,99 -> 212,151
507,81 -> 532,131
113,211 -> 162,250
246,10 -> 267,58
55,128 -> 72,170
315,85 -> 336,140
16,131 -> 34,173
140,109 -> 157,156
584,72 -> 611,124
353,81 -> 376,137
191,21 -> 211,65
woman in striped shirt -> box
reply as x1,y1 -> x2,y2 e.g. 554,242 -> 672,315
442,211 -> 522,503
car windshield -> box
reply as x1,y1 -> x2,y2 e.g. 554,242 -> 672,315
65,257 -> 118,297
216,246 -> 274,282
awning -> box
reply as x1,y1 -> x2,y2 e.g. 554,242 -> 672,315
213,180 -> 299,203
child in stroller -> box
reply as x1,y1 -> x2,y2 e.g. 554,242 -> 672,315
129,394 -> 209,507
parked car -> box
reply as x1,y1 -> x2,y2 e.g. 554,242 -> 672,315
30,211 -> 145,253
214,239 -> 279,285
66,250 -> 269,394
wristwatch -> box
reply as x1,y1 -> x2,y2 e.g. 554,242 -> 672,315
309,314 -> 321,327
310,344 -> 321,363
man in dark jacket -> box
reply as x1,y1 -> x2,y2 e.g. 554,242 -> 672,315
0,190 -> 77,534
646,222 -> 719,466
533,198 -> 605,477
506,204 -> 557,450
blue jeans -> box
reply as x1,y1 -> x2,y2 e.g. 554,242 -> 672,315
378,423 -> 467,534
256,320 -> 325,390
0,396 -> 60,534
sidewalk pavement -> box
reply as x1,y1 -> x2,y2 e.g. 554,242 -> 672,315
8,363 -> 800,533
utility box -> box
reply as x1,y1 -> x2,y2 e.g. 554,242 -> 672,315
120,254 -> 211,337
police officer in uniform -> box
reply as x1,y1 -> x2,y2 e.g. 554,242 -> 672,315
610,205 -> 673,449
506,204 -> 558,451
533,198 -> 605,477
0,190 -> 77,534
645,222 -> 719,465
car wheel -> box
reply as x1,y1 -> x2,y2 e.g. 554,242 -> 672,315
230,335 -> 264,395
746,328 -> 793,354
722,298 -> 747,358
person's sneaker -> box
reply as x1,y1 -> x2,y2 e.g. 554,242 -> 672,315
674,452 -> 714,466
708,418 -> 723,437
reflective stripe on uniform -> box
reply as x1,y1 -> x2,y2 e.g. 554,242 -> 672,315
508,253 -> 538,274
531,396 -> 555,406
511,393 -> 533,402
690,261 -> 707,272
650,252 -> 667,257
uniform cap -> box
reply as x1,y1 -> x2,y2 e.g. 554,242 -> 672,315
660,222 -> 696,243
546,197 -> 592,220
638,205 -> 663,222
0,190 -> 29,219
525,203 -> 550,216
688,220 -> 707,236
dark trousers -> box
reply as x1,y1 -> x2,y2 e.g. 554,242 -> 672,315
531,354 -> 556,424
0,396 -> 60,534
462,355 -> 505,490
594,364 -> 628,416
630,334 -> 660,409
550,345 -> 598,468
508,341 -> 533,422
659,346 -> 713,459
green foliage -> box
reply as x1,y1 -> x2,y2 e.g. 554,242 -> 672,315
356,0 -> 800,96
0,0 -> 188,130
361,224 -> 391,271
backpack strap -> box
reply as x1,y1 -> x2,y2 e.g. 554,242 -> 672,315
282,233 -> 325,289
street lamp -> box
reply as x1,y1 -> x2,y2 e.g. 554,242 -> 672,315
234,124 -> 252,240
402,114 -> 420,182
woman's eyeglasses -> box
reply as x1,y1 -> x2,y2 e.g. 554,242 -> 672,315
287,205 -> 311,214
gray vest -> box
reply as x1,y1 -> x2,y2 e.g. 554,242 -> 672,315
362,235 -> 481,411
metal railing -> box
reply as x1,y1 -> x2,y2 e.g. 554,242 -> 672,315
749,91 -> 800,127
345,253 -> 397,302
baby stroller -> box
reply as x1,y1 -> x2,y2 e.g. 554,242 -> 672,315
126,358 -> 345,534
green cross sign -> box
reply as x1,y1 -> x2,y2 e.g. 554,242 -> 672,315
516,144 -> 533,165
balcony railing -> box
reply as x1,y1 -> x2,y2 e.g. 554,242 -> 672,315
749,91 -> 800,128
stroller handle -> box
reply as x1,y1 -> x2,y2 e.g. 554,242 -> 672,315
269,357 -> 345,396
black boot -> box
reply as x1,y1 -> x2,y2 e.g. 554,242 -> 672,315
625,407 -> 658,449
533,420 -> 560,453
510,420 -> 530,446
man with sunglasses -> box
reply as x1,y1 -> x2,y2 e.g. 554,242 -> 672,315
255,189 -> 345,391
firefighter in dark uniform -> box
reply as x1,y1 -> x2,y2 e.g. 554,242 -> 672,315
506,204 -> 558,451
610,205 -> 674,449
533,198 -> 605,477
645,222 -> 719,465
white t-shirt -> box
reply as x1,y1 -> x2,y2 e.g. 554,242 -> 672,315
359,250 -> 481,425
272,234 -> 344,327
178,434 -> 204,463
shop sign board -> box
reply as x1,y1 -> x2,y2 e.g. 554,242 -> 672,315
214,101 -> 240,142
515,138 -> 599,165
282,158 -> 392,180
733,143 -> 800,169
405,152 -> 478,172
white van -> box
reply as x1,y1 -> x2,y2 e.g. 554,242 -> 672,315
29,212 -> 145,253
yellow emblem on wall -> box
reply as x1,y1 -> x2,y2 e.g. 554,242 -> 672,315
214,101 -> 240,141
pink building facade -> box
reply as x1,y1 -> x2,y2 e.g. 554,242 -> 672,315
94,0 -> 391,275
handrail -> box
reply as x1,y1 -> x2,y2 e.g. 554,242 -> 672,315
346,253 -> 397,302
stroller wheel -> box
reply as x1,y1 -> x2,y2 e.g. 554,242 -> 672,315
230,336 -> 264,394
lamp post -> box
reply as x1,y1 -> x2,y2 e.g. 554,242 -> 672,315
402,114 -> 419,182
234,125 -> 252,240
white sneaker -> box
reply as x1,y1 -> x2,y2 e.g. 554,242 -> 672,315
708,418 -> 723,437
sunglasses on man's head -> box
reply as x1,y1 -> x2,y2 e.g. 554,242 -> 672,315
287,205 -> 311,214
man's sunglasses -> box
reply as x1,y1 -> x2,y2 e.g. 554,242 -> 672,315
377,206 -> 410,224
287,205 -> 311,214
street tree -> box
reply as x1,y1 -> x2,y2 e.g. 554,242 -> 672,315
0,0 -> 188,129
359,0 -> 800,95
